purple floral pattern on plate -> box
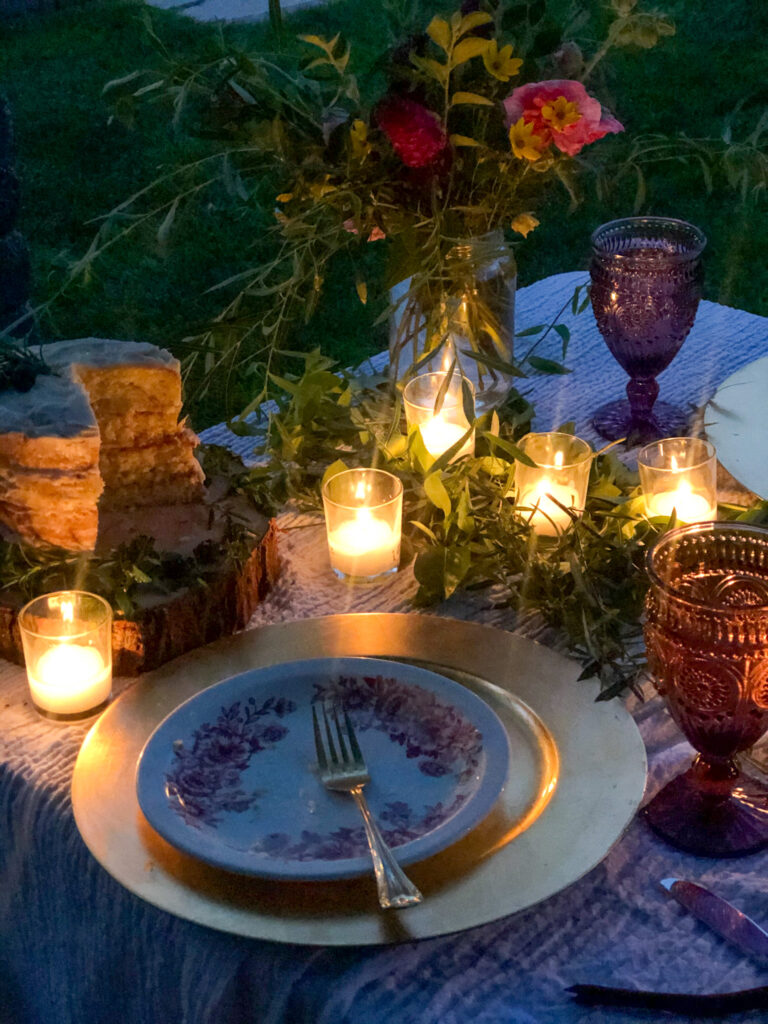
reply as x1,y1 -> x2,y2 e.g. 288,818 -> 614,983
317,674 -> 484,785
253,793 -> 468,861
138,657 -> 510,879
166,695 -> 296,828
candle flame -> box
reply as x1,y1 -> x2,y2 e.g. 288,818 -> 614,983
554,450 -> 564,469
354,479 -> 367,502
61,601 -> 74,623
671,455 -> 679,472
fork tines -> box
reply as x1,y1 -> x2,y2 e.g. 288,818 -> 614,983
312,700 -> 364,770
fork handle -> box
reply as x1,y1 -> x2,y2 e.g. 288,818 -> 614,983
350,786 -> 423,909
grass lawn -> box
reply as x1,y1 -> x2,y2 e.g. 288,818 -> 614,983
2,0 -> 767,426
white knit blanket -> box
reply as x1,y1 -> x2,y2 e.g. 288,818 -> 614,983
2,272 -> 768,1024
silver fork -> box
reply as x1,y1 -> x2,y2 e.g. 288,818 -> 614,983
312,702 -> 423,909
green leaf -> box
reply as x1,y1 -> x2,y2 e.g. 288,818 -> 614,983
451,91 -> 495,107
430,424 -> 474,473
482,432 -> 537,466
516,325 -> 546,338
414,545 -> 471,599
451,38 -> 490,67
449,134 -> 482,147
424,472 -> 452,517
458,348 -> 527,378
157,197 -> 180,249
461,376 -> 475,425
426,16 -> 451,52
553,323 -> 570,358
527,356 -> 572,375
299,33 -> 334,52
457,10 -> 493,36
433,359 -> 456,414
410,54 -> 449,85
321,459 -> 348,488
102,70 -> 145,94
355,279 -> 368,305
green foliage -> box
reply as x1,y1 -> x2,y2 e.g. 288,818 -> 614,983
55,0 -> 673,418
0,460 -> 263,617
0,340 -> 51,394
224,351 -> 766,699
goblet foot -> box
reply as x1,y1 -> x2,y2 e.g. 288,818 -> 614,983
592,399 -> 689,444
644,764 -> 768,857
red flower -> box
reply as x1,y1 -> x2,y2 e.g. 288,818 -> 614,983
376,97 -> 448,169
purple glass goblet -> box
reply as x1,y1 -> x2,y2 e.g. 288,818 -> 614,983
590,217 -> 706,444
644,523 -> 768,857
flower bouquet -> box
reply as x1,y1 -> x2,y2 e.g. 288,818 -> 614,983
101,0 -> 673,415
244,0 -> 668,410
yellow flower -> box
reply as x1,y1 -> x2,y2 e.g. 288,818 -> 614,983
540,96 -> 580,132
309,177 -> 336,199
482,40 -> 523,82
349,119 -> 370,161
276,193 -> 293,203
509,118 -> 547,162
511,213 -> 540,237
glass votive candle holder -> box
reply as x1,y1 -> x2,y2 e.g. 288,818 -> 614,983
403,371 -> 474,461
638,437 -> 717,524
18,591 -> 113,721
322,468 -> 403,582
515,432 -> 592,537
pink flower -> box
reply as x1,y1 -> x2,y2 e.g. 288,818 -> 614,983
343,219 -> 386,242
376,96 -> 448,169
503,79 -> 623,157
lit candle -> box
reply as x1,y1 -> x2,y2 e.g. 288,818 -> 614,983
322,468 -> 403,581
518,477 -> 576,536
327,507 -> 399,579
639,442 -> 718,526
514,434 -> 592,537
419,416 -> 472,459
645,480 -> 716,523
28,644 -> 111,716
403,372 -> 475,462
18,591 -> 113,720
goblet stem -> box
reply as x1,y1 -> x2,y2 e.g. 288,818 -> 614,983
643,755 -> 768,857
626,376 -> 659,428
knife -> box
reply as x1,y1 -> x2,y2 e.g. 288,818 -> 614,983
567,880 -> 768,1015
660,877 -> 768,962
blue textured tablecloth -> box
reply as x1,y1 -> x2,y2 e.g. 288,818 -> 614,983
3,273 -> 768,1024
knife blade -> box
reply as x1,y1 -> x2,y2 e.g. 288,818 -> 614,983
567,983 -> 768,1016
661,877 -> 768,962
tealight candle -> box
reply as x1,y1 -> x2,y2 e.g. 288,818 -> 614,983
322,468 -> 403,582
515,433 -> 592,537
639,438 -> 717,525
403,371 -> 474,461
18,591 -> 112,721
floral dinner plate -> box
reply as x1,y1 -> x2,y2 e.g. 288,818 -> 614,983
136,657 -> 510,879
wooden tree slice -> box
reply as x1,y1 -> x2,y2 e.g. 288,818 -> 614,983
0,496 -> 280,676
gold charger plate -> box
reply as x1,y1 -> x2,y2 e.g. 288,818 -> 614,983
72,613 -> 646,946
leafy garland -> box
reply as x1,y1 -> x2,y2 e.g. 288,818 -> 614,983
0,472 -> 265,618
222,347 -> 768,700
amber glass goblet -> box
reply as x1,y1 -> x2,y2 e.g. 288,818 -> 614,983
644,523 -> 768,856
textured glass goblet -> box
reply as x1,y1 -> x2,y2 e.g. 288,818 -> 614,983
644,523 -> 768,856
590,217 -> 706,443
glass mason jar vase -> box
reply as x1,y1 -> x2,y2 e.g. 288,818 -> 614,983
389,229 -> 517,414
